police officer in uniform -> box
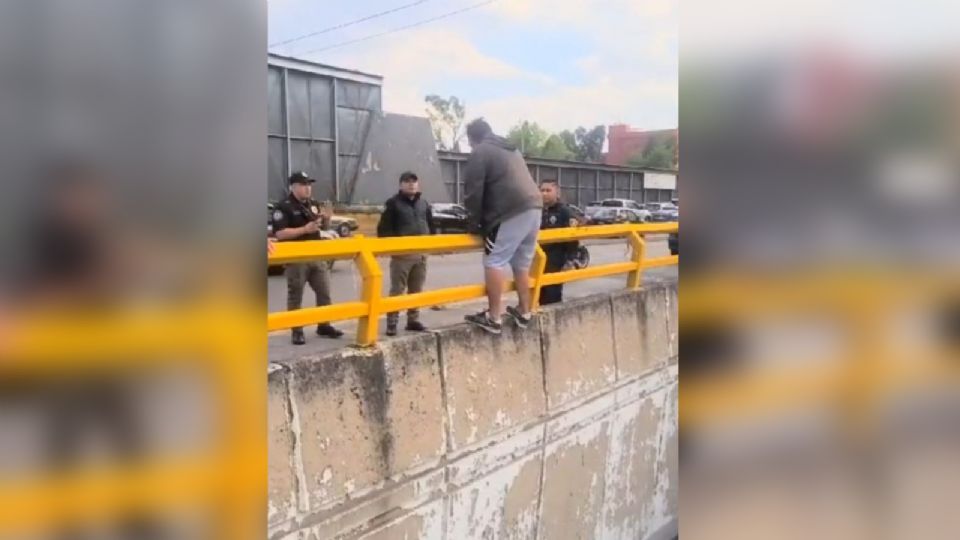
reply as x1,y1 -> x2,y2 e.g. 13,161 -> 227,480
272,171 -> 344,344
538,179 -> 580,305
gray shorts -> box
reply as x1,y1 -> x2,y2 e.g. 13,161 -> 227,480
483,208 -> 542,272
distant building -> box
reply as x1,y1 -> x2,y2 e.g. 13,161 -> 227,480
604,124 -> 678,167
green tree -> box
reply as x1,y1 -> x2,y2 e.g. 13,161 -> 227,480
424,95 -> 466,151
539,134 -> 575,160
506,121 -> 549,155
573,125 -> 606,162
558,129 -> 578,155
628,136 -> 677,169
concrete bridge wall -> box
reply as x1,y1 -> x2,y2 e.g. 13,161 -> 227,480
268,282 -> 678,540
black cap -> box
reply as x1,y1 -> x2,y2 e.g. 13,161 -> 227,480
289,171 -> 316,185
399,171 -> 419,183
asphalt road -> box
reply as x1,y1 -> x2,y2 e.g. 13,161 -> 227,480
268,237 -> 676,361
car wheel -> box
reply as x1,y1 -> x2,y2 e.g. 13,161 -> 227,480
337,224 -> 351,238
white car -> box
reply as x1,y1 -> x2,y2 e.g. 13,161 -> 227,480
585,199 -> 652,222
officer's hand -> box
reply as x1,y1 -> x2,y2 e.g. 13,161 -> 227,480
303,221 -> 320,234
320,201 -> 333,220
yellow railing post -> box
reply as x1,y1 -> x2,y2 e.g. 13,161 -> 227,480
626,231 -> 646,289
355,248 -> 383,347
530,244 -> 548,310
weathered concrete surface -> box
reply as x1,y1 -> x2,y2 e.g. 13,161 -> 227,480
447,450 -> 543,539
539,418 -> 612,540
286,332 -> 445,510
354,499 -> 445,540
440,323 -> 545,450
600,389 -> 666,540
269,283 -> 678,540
641,286 -> 672,369
268,369 -> 299,528
665,283 -> 678,363
540,295 -> 617,410
611,290 -> 651,379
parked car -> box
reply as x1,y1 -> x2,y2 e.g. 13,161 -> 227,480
330,215 -> 359,238
568,205 -> 591,225
645,202 -> 679,222
586,198 -> 652,222
590,207 -> 642,225
430,203 -> 471,233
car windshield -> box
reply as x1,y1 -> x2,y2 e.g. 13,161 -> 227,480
601,200 -> 623,207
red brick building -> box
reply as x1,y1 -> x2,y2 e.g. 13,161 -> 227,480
604,124 -> 678,167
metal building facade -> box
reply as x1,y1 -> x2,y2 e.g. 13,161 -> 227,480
438,151 -> 678,206
267,54 -> 383,203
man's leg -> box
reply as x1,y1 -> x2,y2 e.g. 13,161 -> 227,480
387,257 -> 411,332
485,266 -> 506,320
285,263 -> 307,343
482,224 -> 507,321
509,209 -> 543,314
406,256 -> 427,326
514,266 -> 532,314
307,262 -> 342,338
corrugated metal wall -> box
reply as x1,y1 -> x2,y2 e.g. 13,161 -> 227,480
267,58 -> 382,204
439,151 -> 677,207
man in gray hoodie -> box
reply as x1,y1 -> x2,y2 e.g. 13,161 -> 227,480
462,118 -> 543,334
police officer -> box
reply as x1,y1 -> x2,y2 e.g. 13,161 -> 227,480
272,171 -> 344,344
538,180 -> 580,305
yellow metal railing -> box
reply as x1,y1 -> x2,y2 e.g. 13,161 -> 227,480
680,272 -> 960,430
0,305 -> 264,539
268,223 -> 679,346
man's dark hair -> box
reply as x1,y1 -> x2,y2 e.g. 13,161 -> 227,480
466,118 -> 493,145
399,171 -> 419,183
540,179 -> 559,187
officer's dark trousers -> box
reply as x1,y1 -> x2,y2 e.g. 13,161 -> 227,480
387,255 -> 427,326
286,262 -> 333,332
540,257 -> 565,306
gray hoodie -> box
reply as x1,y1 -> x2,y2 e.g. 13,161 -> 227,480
463,135 -> 543,233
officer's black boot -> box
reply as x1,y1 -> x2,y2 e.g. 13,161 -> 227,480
316,324 -> 343,339
291,328 -> 306,345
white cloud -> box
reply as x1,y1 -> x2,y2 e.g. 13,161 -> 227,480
473,78 -> 677,134
315,27 -> 554,116
285,0 -> 677,133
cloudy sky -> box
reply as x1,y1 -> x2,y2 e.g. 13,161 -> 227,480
267,0 -> 677,135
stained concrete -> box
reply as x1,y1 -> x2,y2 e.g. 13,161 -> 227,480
287,332 -> 444,509
641,286 -> 672,369
666,283 -> 678,363
269,285 -> 678,540
611,290 -> 653,379
540,295 -> 617,409
268,368 -> 299,528
439,323 -> 546,450
538,419 -> 612,540
447,451 -> 542,539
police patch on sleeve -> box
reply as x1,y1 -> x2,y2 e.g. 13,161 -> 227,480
548,215 -> 558,225
311,205 -> 319,214
273,210 -> 283,221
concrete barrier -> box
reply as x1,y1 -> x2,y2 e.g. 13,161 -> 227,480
539,295 -> 617,410
269,282 -> 678,540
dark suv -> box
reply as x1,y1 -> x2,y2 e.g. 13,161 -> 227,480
430,203 -> 471,233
